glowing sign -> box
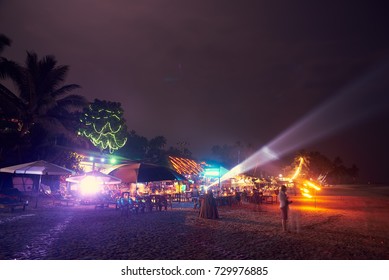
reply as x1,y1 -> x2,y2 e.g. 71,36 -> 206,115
204,168 -> 220,177
203,166 -> 229,178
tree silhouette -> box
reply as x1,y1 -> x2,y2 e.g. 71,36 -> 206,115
0,49 -> 87,162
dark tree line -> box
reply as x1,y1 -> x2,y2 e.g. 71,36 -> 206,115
284,150 -> 359,185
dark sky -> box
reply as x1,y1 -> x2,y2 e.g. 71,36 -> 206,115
1,0 -> 389,183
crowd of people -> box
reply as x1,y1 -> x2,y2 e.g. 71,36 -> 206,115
194,183 -> 294,233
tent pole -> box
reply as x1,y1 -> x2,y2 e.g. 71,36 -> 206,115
135,167 -> 139,196
35,175 -> 42,208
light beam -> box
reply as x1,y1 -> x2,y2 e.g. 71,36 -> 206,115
219,60 -> 389,183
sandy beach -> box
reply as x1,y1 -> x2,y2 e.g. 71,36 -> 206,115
1,184 -> 388,260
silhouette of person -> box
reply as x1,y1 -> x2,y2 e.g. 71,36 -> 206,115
199,189 -> 219,219
278,185 -> 292,232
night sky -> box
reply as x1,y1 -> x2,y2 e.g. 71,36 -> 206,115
1,0 -> 389,183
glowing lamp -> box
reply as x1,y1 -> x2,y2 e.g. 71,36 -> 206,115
79,176 -> 102,195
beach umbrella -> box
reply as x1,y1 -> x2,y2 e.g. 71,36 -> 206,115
0,160 -> 76,207
105,162 -> 187,184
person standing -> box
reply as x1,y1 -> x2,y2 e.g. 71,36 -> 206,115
278,185 -> 292,232
192,186 -> 200,209
199,189 -> 219,219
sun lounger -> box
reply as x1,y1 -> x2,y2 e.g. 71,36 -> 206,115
0,191 -> 28,212
0,201 -> 27,212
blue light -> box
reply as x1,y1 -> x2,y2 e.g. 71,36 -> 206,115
204,168 -> 220,177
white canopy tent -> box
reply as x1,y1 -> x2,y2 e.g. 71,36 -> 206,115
0,160 -> 75,207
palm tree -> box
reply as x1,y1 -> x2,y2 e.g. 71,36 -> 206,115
0,51 -> 87,151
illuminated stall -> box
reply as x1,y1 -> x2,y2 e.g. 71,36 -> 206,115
65,170 -> 121,203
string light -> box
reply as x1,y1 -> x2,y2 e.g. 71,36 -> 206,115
169,156 -> 204,175
79,101 -> 128,154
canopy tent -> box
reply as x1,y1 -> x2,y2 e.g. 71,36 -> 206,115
0,160 -> 75,176
66,170 -> 122,185
0,160 -> 75,207
105,162 -> 187,184
65,170 -> 122,197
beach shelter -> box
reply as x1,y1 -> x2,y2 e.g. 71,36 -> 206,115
105,162 -> 187,184
0,160 -> 75,176
0,160 -> 76,207
66,170 -> 122,185
66,171 -> 122,197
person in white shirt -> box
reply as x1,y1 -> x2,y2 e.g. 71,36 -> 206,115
278,185 -> 293,232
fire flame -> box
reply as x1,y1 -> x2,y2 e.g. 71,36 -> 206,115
291,157 -> 304,180
305,180 -> 321,191
301,192 -> 313,198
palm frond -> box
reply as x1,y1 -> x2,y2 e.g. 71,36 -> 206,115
25,52 -> 39,77
0,57 -> 24,84
35,115 -> 82,145
39,54 -> 57,75
52,84 -> 81,98
56,94 -> 88,109
0,83 -> 26,113
41,65 -> 69,95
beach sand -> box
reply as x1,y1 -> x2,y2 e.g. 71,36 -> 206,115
1,185 -> 388,260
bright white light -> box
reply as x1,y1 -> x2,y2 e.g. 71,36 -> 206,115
262,146 -> 278,160
79,176 -> 102,195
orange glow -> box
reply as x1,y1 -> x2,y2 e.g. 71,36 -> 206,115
169,156 -> 204,175
302,192 -> 313,198
297,205 -> 327,211
291,157 -> 304,180
301,188 -> 310,193
305,180 -> 321,190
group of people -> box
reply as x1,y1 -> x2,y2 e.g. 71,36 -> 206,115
198,189 -> 219,219
191,186 -> 219,219
194,184 -> 293,233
